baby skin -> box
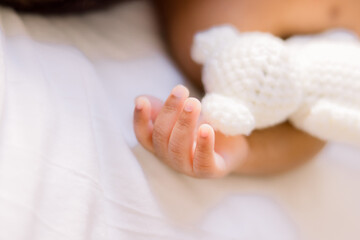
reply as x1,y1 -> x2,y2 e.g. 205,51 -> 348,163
133,0 -> 360,178
134,85 -> 325,177
134,85 -> 248,178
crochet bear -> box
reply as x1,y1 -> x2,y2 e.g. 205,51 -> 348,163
192,25 -> 360,145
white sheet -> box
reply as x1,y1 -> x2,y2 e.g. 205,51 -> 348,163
0,1 -> 359,240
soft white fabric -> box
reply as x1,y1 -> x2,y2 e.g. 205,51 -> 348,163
0,26 -> 4,121
0,1 -> 359,240
193,25 -> 360,146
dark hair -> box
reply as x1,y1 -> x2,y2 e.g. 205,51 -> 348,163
0,0 -> 125,14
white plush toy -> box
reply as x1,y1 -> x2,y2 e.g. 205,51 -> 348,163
192,25 -> 360,145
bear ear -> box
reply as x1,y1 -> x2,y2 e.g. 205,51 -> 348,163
191,25 -> 239,64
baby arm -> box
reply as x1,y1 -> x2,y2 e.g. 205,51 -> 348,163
136,0 -> 325,177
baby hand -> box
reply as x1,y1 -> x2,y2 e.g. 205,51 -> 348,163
133,85 -> 249,178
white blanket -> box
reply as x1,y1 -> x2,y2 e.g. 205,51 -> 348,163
0,1 -> 359,239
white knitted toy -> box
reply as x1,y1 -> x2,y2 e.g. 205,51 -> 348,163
192,25 -> 360,145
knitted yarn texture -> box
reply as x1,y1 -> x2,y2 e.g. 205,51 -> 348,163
192,25 -> 360,145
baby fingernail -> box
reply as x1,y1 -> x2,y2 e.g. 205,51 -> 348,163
200,125 -> 210,138
135,97 -> 145,110
184,101 -> 193,112
171,85 -> 188,98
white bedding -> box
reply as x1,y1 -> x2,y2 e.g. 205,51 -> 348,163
0,1 -> 359,239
